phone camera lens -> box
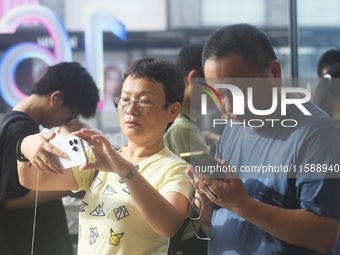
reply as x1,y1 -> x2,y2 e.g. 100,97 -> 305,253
73,139 -> 78,144
69,140 -> 73,146
72,146 -> 78,152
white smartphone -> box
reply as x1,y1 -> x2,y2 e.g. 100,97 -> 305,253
49,134 -> 88,169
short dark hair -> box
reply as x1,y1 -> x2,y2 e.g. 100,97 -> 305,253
124,57 -> 184,106
314,63 -> 340,117
31,62 -> 99,118
316,49 -> 340,78
202,23 -> 277,72
176,44 -> 204,78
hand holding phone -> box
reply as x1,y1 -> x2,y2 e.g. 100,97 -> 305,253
49,134 -> 88,169
180,151 -> 227,179
180,151 -> 220,167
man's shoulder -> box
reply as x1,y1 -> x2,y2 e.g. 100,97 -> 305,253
1,111 -> 33,126
296,102 -> 339,133
165,114 -> 191,136
1,111 -> 38,136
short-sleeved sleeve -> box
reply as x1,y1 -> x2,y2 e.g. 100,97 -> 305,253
72,148 -> 98,191
296,126 -> 340,217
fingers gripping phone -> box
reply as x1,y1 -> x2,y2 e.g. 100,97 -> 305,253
180,150 -> 226,179
180,151 -> 220,168
49,134 -> 88,169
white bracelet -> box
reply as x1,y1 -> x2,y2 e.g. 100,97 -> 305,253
119,164 -> 139,184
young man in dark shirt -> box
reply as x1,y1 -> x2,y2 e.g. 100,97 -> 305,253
0,62 -> 99,255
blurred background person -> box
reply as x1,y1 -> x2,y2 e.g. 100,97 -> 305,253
164,44 -> 210,255
99,63 -> 126,146
314,63 -> 340,129
103,64 -> 123,110
316,48 -> 340,78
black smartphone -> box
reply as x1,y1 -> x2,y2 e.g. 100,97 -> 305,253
180,151 -> 220,167
180,151 -> 226,179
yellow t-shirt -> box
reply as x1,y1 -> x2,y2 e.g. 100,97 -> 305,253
72,147 -> 193,255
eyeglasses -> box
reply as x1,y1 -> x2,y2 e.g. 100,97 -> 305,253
189,197 -> 211,241
63,106 -> 79,124
112,97 -> 170,114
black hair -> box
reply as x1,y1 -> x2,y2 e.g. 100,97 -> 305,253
31,62 -> 99,118
202,23 -> 277,72
314,63 -> 340,117
316,49 -> 340,78
124,57 -> 184,107
176,44 -> 205,78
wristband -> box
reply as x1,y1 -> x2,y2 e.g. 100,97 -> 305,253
119,164 -> 139,184
16,138 -> 30,162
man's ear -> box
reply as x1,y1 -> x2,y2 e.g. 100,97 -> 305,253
185,69 -> 200,94
50,91 -> 64,106
168,102 -> 181,123
269,60 -> 282,87
187,70 -> 199,83
269,60 -> 281,78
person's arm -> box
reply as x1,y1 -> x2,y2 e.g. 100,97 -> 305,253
239,194 -> 340,254
193,161 -> 340,253
17,132 -> 79,191
124,173 -> 190,237
74,129 -> 191,237
2,190 -> 73,209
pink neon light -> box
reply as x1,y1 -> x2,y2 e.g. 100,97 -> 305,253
22,16 -> 61,59
0,0 -> 39,20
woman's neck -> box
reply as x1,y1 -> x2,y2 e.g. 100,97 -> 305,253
120,140 -> 164,163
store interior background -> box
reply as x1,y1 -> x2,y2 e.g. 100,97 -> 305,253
1,0 -> 340,146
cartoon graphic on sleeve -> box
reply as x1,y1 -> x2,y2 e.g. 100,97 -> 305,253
89,227 -> 99,245
102,185 -> 117,195
90,177 -> 102,193
114,205 -> 129,220
90,202 -> 105,216
109,229 -> 125,246
80,201 -> 88,212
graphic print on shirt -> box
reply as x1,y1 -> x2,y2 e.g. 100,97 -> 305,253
102,185 -> 117,195
113,205 -> 129,220
109,228 -> 125,246
80,201 -> 88,212
122,186 -> 130,195
90,202 -> 105,216
90,177 -> 102,193
89,227 -> 99,245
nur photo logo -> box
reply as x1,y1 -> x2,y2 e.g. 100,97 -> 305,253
195,78 -> 312,128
